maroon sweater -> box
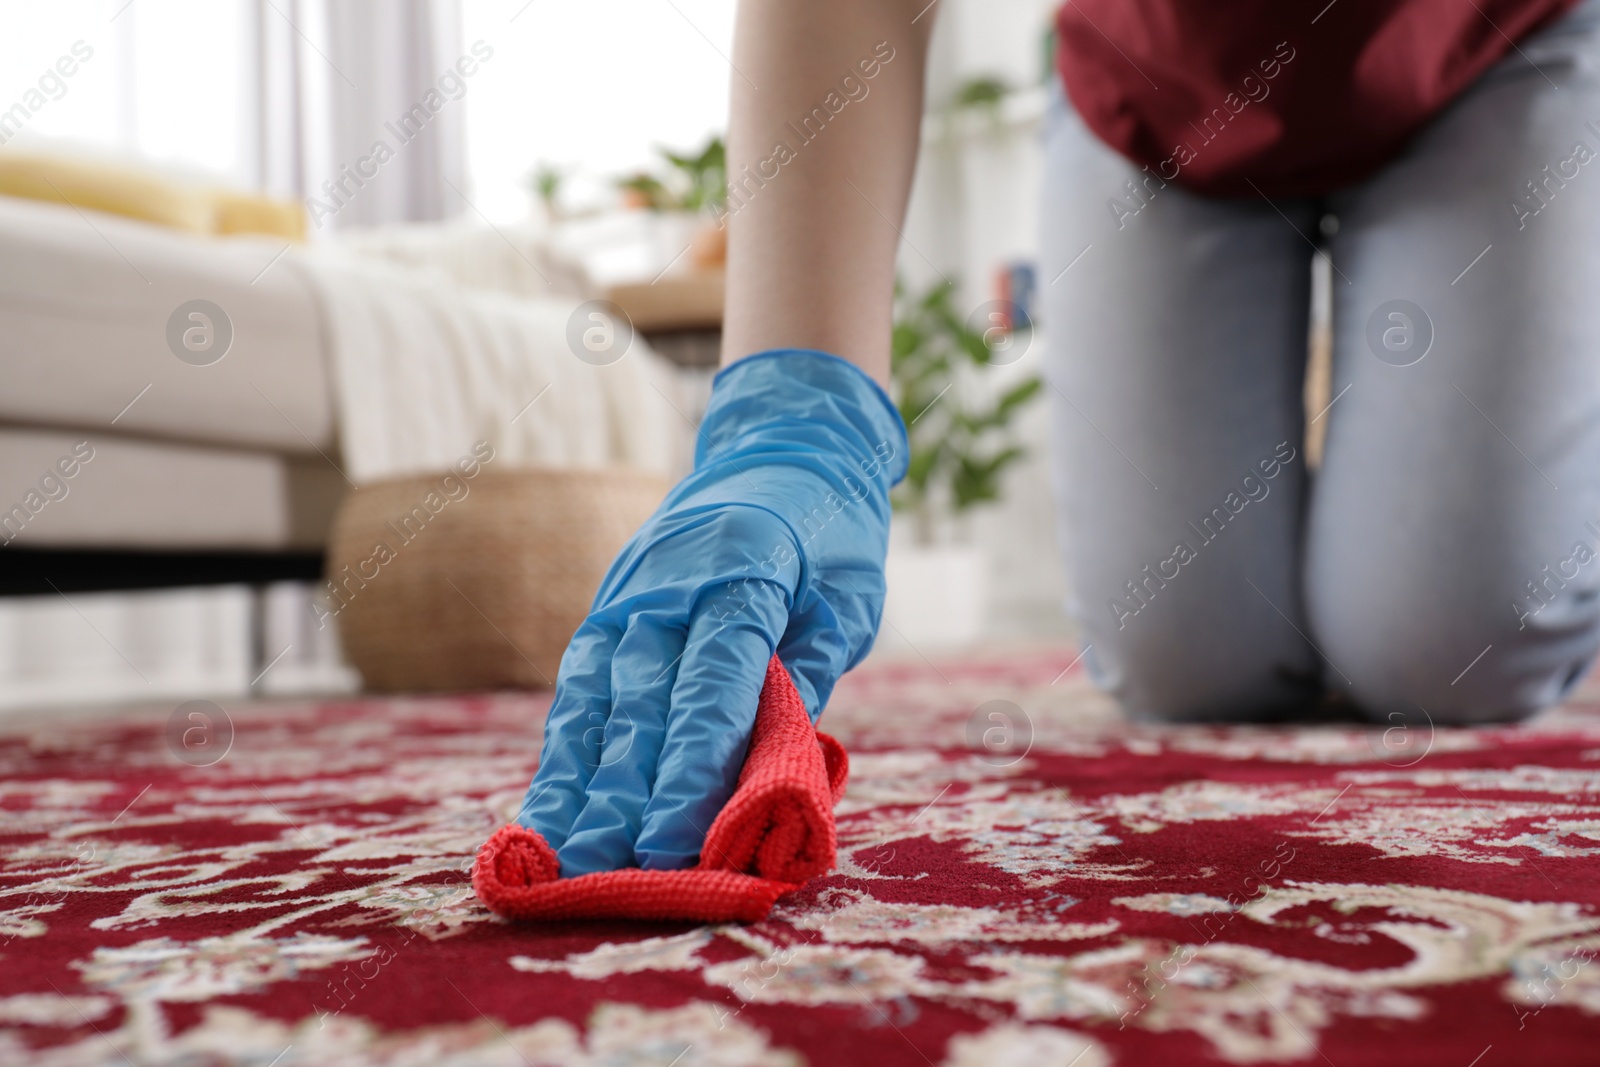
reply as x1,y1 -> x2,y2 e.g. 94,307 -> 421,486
1055,0 -> 1579,197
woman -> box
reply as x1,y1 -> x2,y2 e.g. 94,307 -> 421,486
518,0 -> 1600,875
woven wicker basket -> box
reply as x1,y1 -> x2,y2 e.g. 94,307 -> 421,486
326,465 -> 668,692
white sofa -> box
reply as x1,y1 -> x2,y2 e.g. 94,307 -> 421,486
0,194 -> 694,707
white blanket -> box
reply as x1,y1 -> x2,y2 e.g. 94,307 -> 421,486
291,249 -> 693,486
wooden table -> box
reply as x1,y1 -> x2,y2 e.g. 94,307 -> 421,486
604,270 -> 724,368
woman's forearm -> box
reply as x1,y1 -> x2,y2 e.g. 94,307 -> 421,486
720,0 -> 935,386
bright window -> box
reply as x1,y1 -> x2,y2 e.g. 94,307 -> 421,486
0,0 -> 737,216
461,0 -> 735,222
0,0 -> 250,184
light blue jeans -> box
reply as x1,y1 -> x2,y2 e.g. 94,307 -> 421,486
1042,0 -> 1600,722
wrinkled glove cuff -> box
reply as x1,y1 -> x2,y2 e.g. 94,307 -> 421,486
700,349 -> 909,495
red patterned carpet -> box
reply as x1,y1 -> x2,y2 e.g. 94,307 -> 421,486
4,646 -> 1600,1066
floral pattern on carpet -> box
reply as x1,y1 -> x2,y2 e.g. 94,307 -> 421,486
3,647 -> 1600,1066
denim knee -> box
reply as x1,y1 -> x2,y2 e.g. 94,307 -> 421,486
1083,592 -> 1323,722
1309,556 -> 1600,724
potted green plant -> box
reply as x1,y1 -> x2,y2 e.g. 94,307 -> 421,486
950,75 -> 1010,123
883,278 -> 1041,647
660,138 -> 727,214
528,162 -> 567,223
614,137 -> 729,273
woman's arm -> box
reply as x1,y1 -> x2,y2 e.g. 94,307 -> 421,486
721,0 -> 937,386
513,3 -> 933,876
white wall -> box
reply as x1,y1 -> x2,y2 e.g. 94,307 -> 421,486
0,1 -> 254,184
461,0 -> 736,223
896,0 -> 1074,644
0,583 -> 357,713
903,0 -> 1058,299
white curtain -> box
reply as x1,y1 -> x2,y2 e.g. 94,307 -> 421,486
247,0 -> 313,200
247,0 -> 466,230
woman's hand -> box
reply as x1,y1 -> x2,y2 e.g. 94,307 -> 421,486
516,351 -> 906,874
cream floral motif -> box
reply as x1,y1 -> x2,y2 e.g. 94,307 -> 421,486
1164,725 -> 1487,764
702,943 -> 934,1005
1092,780 -> 1345,834
74,933 -> 376,1001
510,930 -> 715,978
1504,936 -> 1600,1020
494,883 -> 1600,1064
95,869 -> 355,931
1114,893 -> 1237,916
1292,801 -> 1597,864
835,751 -> 1022,817
339,876 -> 489,941
0,779 -> 117,813
0,1001 -> 802,1067
0,993 -> 114,1026
961,882 -> 1600,1063
4,810 -> 501,942
1342,765 -> 1600,795
939,1022 -> 1108,1067
1,900 -> 60,941
838,790 -> 1130,885
1267,765 -> 1600,863
1497,820 -> 1600,859
1085,776 -> 1600,869
957,941 -> 1157,1023
3,835 -> 142,868
6,667 -> 1600,1065
777,889 -> 1120,946
503,895 -> 1119,993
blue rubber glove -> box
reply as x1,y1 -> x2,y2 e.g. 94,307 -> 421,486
515,350 -> 907,875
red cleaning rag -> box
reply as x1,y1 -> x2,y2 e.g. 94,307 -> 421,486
472,656 -> 849,923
